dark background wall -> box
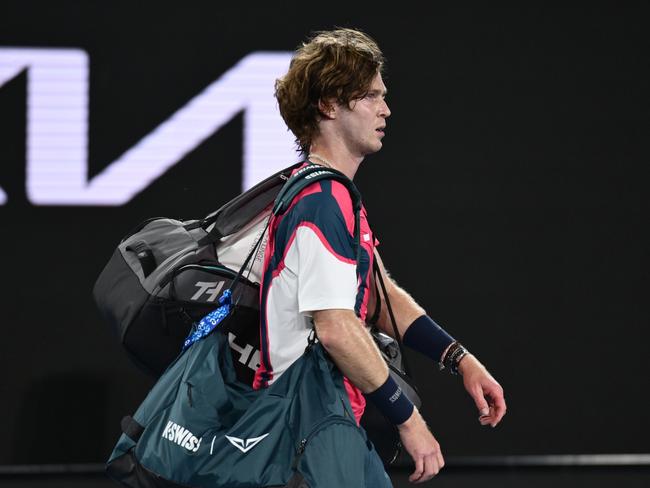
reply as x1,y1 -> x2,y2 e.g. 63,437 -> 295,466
0,1 -> 648,470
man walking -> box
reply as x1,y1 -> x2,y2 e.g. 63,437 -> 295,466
255,28 -> 506,484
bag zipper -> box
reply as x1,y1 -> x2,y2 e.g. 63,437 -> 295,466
181,263 -> 238,278
186,382 -> 194,407
292,414 -> 358,469
160,263 -> 258,290
159,262 -> 236,288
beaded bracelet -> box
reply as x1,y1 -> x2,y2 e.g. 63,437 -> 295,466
442,341 -> 469,375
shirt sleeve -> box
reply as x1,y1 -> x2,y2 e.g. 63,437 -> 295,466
294,202 -> 358,315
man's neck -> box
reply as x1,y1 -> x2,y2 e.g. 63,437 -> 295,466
307,145 -> 363,180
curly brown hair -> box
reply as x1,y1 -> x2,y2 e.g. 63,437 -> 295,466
275,28 -> 385,154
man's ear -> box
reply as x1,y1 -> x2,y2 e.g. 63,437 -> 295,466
318,99 -> 337,119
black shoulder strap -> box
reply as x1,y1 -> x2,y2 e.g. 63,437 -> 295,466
272,164 -> 362,216
372,256 -> 414,379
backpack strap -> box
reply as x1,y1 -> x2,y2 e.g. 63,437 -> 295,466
372,256 -> 414,380
231,163 -> 363,301
273,164 -> 362,265
185,163 -> 365,349
272,164 -> 362,216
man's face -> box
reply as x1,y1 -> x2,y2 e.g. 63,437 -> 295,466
334,72 -> 391,157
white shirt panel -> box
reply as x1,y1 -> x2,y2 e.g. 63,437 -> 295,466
295,225 -> 357,314
264,224 -> 357,384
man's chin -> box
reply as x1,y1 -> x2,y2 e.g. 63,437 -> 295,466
366,141 -> 383,155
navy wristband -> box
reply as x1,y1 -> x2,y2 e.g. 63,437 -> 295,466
403,315 -> 455,363
366,374 -> 414,425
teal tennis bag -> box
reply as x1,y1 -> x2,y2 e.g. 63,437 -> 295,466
106,165 -> 393,487
106,327 -> 392,488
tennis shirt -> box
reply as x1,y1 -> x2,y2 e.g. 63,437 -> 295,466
253,165 -> 377,423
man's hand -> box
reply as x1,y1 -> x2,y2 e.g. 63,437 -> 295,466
457,354 -> 507,427
397,408 -> 444,483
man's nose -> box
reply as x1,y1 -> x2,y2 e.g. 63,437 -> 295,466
380,99 -> 391,118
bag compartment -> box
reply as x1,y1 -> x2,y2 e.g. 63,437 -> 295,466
292,415 -> 392,488
124,263 -> 259,378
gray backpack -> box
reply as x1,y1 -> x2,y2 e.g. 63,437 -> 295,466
94,162 -> 309,379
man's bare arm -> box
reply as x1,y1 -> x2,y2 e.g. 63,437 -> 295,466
368,251 -> 507,428
369,251 -> 425,339
312,308 -> 387,391
312,308 -> 444,482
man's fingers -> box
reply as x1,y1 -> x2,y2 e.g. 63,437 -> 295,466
491,393 -> 507,426
491,408 -> 505,426
472,386 -> 490,417
409,449 -> 445,483
482,384 -> 507,426
423,455 -> 439,481
436,447 -> 445,470
412,455 -> 440,484
409,456 -> 424,482
462,357 -> 507,427
399,411 -> 445,481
